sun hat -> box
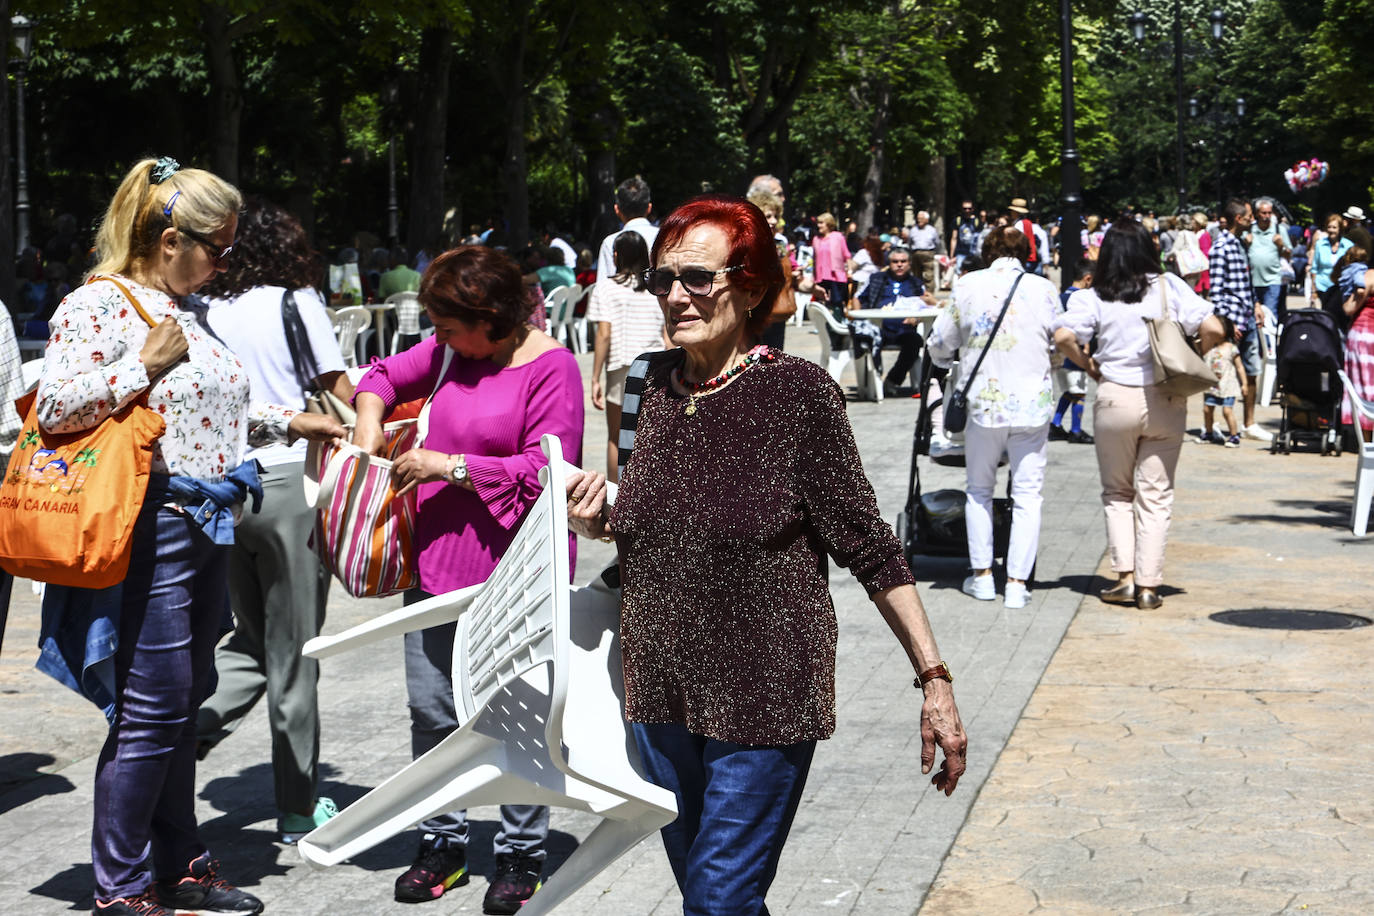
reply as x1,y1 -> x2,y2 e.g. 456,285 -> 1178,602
1008,198 -> 1030,214
1343,205 -> 1366,221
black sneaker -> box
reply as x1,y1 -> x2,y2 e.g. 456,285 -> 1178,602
1067,430 -> 1095,444
394,844 -> 469,903
152,854 -> 263,915
1048,424 -> 1069,441
93,893 -> 174,916
482,853 -> 542,915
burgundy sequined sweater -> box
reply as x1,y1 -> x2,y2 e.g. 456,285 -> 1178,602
609,350 -> 914,745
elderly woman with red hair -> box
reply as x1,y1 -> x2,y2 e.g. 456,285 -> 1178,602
563,195 -> 967,915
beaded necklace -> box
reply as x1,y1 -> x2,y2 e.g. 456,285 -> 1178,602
674,344 -> 775,416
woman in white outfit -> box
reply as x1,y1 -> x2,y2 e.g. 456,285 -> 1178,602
1054,220 -> 1223,610
927,226 -> 1060,609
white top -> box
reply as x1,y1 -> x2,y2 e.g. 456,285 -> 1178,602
927,258 -> 1060,428
585,276 -> 665,373
1058,273 -> 1212,387
596,218 -> 659,281
207,285 -> 346,466
850,249 -> 878,297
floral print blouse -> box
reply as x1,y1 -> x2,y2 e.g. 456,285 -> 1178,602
927,257 -> 1060,428
36,276 -> 295,480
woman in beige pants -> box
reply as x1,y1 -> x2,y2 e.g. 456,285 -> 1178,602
1054,221 -> 1223,610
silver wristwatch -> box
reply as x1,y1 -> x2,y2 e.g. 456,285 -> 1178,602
447,454 -> 469,486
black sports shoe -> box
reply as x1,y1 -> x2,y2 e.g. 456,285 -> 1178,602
483,853 -> 543,915
93,893 -> 174,916
1067,430 -> 1095,444
394,844 -> 469,903
153,854 -> 263,915
1048,424 -> 1070,441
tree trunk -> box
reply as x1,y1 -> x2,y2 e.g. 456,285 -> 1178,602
927,154 -> 947,246
406,26 -> 453,255
201,4 -> 241,185
587,146 -> 617,249
500,23 -> 531,249
0,7 -> 13,307
856,83 -> 891,235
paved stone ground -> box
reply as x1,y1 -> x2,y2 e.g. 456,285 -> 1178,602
1,305 -> 1366,914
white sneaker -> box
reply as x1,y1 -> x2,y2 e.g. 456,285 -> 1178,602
961,574 -> 996,601
1004,582 -> 1029,609
1242,424 -> 1274,442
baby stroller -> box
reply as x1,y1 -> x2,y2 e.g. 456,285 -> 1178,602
1272,309 -> 1345,455
896,351 -> 1012,573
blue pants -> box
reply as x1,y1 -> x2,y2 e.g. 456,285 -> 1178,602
632,723 -> 815,916
403,589 -> 549,859
93,506 -> 228,901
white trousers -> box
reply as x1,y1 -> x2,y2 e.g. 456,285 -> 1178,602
963,421 -> 1049,579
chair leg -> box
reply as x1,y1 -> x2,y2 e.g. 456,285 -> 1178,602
1354,455 -> 1374,537
519,811 -> 672,916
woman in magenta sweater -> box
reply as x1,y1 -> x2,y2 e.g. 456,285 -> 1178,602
352,245 -> 583,914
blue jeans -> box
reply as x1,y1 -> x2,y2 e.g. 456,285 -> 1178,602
632,723 -> 815,916
403,589 -> 548,859
92,505 -> 229,901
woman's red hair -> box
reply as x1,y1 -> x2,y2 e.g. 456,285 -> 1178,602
652,194 -> 785,339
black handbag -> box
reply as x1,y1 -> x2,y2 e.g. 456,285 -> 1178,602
282,289 -> 354,424
944,272 -> 1023,433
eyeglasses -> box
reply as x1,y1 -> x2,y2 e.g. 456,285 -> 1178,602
180,227 -> 234,267
642,265 -> 743,297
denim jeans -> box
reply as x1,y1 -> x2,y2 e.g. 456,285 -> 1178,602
403,589 -> 548,859
632,722 -> 815,916
92,505 -> 229,901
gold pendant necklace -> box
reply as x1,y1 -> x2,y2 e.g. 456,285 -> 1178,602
676,345 -> 774,417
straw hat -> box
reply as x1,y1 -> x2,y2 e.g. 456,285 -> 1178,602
1343,205 -> 1366,222
1008,198 -> 1030,214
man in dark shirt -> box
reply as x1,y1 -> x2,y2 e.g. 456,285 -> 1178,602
857,246 -> 937,395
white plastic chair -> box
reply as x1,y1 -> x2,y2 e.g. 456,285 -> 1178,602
387,292 -> 423,354
567,283 -> 590,353
792,292 -> 810,327
808,303 -> 851,382
1338,370 -> 1374,536
330,306 -> 371,368
297,437 -> 677,914
544,285 -> 578,350
1258,304 -> 1279,406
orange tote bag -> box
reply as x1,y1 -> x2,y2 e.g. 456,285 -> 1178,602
0,278 -> 166,587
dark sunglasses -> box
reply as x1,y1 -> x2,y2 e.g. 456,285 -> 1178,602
642,265 -> 744,297
180,227 -> 235,267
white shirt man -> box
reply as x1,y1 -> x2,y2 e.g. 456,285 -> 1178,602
596,177 -> 658,281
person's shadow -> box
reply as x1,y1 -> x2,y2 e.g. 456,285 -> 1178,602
0,752 -> 77,816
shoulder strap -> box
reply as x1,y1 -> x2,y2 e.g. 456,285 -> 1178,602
616,349 -> 674,479
1157,274 -> 1169,320
956,271 -> 1024,404
416,345 -> 455,445
281,289 -> 322,392
90,275 -> 158,328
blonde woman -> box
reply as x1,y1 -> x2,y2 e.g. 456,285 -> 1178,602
37,157 -> 342,915
812,212 -> 851,349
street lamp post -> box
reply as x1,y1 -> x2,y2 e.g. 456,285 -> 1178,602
1059,0 -> 1082,292
1130,5 -> 1226,215
11,15 -> 33,256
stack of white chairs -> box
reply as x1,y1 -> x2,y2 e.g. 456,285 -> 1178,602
1338,370 -> 1374,537
544,285 -> 584,352
387,291 -> 424,354
330,306 -> 371,368
297,437 -> 677,914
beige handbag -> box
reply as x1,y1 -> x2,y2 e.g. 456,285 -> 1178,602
1144,277 -> 1216,397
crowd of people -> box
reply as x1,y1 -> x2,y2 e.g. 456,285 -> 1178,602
2,152 -> 1371,916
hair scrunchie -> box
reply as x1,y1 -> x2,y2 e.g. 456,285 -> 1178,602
150,157 -> 181,184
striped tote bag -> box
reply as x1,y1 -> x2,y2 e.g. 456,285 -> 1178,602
304,349 -> 451,597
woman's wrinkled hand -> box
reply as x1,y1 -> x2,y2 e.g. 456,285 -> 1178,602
919,680 -> 968,796
288,412 -> 347,444
591,377 -> 606,411
350,421 -> 386,457
391,447 -> 452,497
140,316 -> 189,377
565,469 -> 611,540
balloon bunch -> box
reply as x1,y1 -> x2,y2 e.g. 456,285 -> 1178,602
1284,158 -> 1329,193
